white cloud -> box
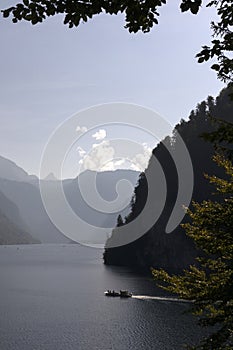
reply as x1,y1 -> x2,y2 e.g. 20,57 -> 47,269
130,163 -> 141,171
76,125 -> 88,133
77,140 -> 153,173
92,129 -> 106,141
130,144 -> 152,172
81,140 -> 114,171
77,146 -> 86,157
114,159 -> 126,167
101,161 -> 116,171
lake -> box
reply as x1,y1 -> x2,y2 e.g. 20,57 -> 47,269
0,244 -> 206,350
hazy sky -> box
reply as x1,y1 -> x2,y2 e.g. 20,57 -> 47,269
0,0 -> 224,177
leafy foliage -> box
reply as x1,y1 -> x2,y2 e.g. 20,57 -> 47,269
152,155 -> 233,349
1,0 -> 167,32
1,0 -> 233,83
195,1 -> 233,83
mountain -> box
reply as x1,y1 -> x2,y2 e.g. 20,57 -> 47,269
0,155 -> 38,182
64,169 -> 140,229
104,85 -> 233,273
0,178 -> 71,243
44,172 -> 58,181
39,169 -> 139,245
0,156 -> 139,244
0,190 -> 39,244
0,190 -> 29,232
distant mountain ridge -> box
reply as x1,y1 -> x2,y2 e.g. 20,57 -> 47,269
0,155 -> 139,244
44,172 -> 58,181
64,169 -> 140,229
0,190 -> 28,231
0,190 -> 39,244
0,177 -> 70,244
0,155 -> 38,182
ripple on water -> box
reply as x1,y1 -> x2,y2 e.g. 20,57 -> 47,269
0,245 -> 208,350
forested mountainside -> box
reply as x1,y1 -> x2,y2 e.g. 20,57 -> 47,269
104,86 -> 233,274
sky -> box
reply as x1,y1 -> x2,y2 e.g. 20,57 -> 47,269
0,0 -> 224,178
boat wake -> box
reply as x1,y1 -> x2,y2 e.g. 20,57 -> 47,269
132,295 -> 192,303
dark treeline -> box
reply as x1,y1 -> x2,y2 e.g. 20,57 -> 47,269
104,85 -> 233,274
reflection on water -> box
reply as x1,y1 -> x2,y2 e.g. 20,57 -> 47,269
0,244 -> 206,350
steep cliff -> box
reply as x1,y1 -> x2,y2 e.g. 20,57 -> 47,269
104,86 -> 233,273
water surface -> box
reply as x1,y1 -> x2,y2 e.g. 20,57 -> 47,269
0,244 -> 205,350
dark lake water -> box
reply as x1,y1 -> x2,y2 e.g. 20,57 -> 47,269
0,244 -> 206,350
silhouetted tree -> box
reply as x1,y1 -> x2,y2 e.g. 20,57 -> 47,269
116,214 -> 124,227
104,85 -> 233,273
152,154 -> 233,349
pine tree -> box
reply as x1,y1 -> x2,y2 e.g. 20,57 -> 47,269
116,214 -> 124,227
152,154 -> 233,349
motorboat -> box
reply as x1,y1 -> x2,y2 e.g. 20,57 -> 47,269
119,290 -> 132,298
104,290 -> 132,298
104,290 -> 120,297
